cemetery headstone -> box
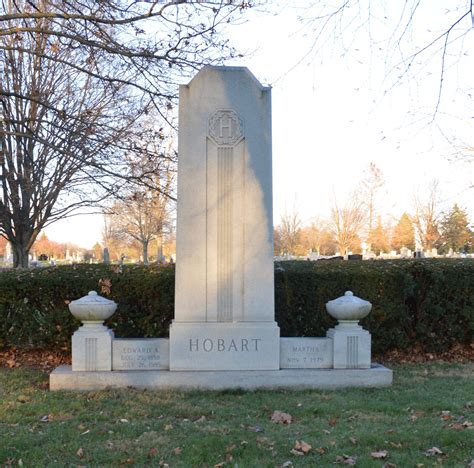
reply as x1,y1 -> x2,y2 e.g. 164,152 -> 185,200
170,66 -> 280,370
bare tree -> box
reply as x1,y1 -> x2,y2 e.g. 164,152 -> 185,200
300,217 -> 336,256
330,192 -> 365,255
107,122 -> 175,264
413,180 -> 442,251
358,162 -> 384,250
0,0 -> 247,266
297,1 -> 473,113
276,204 -> 302,255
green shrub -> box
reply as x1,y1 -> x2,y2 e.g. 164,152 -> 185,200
0,260 -> 472,353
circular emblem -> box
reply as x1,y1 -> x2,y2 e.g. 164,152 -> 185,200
208,110 -> 244,146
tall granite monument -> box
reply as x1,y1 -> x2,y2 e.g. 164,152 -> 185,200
169,66 -> 280,370
50,65 -> 392,391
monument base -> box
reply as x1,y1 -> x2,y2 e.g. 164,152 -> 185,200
169,321 -> 280,370
50,364 -> 392,391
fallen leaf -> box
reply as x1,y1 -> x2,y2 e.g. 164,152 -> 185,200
271,410 -> 293,424
335,454 -> 357,465
78,423 -> 87,431
149,448 -> 159,457
17,395 -> 29,403
172,447 -> 182,456
214,463 -> 225,468
315,447 -> 326,455
39,415 -> 50,423
371,450 -> 388,459
389,441 -> 402,448
322,429 -> 331,434
120,418 -> 129,423
349,437 -> 357,445
105,440 -> 114,449
226,444 -> 236,453
425,446 -> 443,457
294,440 -> 312,454
80,429 -> 90,436
280,462 -> 293,467
328,417 -> 338,426
382,463 -> 397,468
440,410 -> 454,421
290,449 -> 304,456
164,424 -> 173,431
194,416 -> 206,423
76,447 -> 84,458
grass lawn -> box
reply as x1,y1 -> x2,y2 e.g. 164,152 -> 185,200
0,363 -> 473,467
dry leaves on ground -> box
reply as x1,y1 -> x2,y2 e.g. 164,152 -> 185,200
371,450 -> 388,459
270,410 -> 292,424
291,440 -> 312,456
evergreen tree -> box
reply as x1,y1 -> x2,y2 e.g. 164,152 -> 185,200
439,204 -> 473,253
392,213 -> 415,252
368,216 -> 390,255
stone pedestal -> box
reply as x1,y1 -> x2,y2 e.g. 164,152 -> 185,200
72,325 -> 114,371
327,323 -> 371,369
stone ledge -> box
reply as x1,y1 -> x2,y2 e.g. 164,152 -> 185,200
50,364 -> 392,391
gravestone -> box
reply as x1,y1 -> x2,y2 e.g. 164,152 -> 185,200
50,66 -> 392,391
170,66 -> 280,370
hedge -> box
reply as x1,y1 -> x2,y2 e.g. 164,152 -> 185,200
0,260 -> 472,353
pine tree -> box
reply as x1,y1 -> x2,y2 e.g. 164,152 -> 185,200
368,216 -> 390,255
439,204 -> 473,253
392,213 -> 415,252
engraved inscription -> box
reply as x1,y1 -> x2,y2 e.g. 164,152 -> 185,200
208,110 -> 244,146
280,338 -> 332,369
112,339 -> 169,370
188,338 -> 261,352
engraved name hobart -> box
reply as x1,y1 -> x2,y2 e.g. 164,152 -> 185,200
208,110 -> 244,146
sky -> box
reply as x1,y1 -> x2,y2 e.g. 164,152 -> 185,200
46,0 -> 474,249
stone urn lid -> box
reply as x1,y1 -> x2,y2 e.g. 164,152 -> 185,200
325,291 -> 372,322
69,291 -> 117,323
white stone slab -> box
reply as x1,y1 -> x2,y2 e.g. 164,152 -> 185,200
280,338 -> 332,369
50,364 -> 393,391
112,339 -> 169,370
169,322 -> 280,370
174,66 -> 275,324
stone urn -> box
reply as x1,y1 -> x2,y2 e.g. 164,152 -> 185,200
69,291 -> 117,330
325,291 -> 372,326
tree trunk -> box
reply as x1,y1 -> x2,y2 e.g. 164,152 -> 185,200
12,243 -> 30,268
142,241 -> 149,264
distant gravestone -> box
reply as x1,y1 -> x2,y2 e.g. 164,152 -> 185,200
103,247 -> 110,264
170,67 -> 280,370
